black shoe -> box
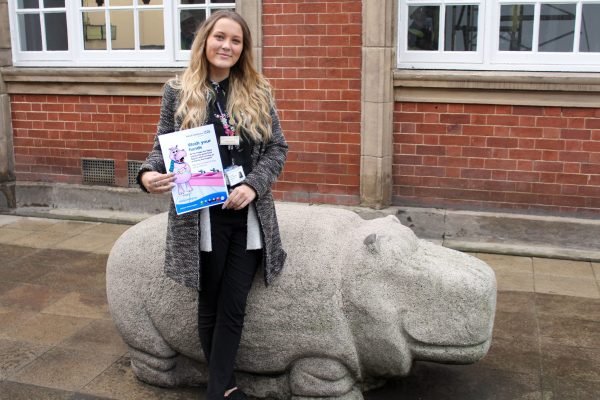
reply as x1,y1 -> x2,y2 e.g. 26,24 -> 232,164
225,388 -> 247,400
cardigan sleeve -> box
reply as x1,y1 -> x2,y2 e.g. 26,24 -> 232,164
136,83 -> 177,192
243,106 -> 288,198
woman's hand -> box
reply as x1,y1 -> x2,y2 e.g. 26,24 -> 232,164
223,184 -> 256,210
141,171 -> 176,194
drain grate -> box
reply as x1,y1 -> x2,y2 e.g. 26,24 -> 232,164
82,159 -> 115,185
127,160 -> 144,187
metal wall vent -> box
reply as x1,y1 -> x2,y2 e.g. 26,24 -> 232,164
127,160 -> 144,187
82,158 -> 115,185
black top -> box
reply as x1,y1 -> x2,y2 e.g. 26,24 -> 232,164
207,77 -> 254,181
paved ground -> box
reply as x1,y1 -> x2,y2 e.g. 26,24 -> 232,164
0,214 -> 598,400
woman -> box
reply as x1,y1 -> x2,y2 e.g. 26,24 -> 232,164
137,10 -> 288,400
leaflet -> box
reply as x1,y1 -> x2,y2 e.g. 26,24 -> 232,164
158,124 -> 228,215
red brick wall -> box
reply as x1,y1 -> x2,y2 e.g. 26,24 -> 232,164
10,94 -> 159,186
393,103 -> 600,215
262,0 -> 362,205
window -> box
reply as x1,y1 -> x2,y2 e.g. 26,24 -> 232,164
397,0 -> 600,71
8,0 -> 236,67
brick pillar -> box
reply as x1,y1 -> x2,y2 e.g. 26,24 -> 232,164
0,0 -> 16,208
360,0 -> 395,208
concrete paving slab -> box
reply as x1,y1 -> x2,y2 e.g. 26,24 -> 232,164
534,275 -> 600,299
41,292 -> 111,321
0,381 -> 73,400
538,314 -> 600,349
0,228 -> 36,244
1,216 -> 60,231
477,336 -> 541,376
30,266 -> 107,294
59,320 -> 129,357
495,291 -> 536,314
0,306 -> 37,335
87,223 -> 131,237
492,311 -> 539,341
592,262 -> 600,282
535,292 -> 600,321
0,215 -> 23,227
0,338 -> 49,379
81,356 -> 203,400
540,343 -> 600,383
494,271 -> 535,292
0,243 -> 34,260
0,313 -> 93,346
10,347 -> 119,392
533,257 -> 595,279
364,362 -> 543,400
541,376 -> 600,400
0,283 -> 69,312
52,233 -> 120,253
472,253 -> 533,274
43,220 -> 100,236
0,256 -> 59,283
9,230 -> 73,249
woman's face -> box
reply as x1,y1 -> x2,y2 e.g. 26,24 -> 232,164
205,18 -> 244,80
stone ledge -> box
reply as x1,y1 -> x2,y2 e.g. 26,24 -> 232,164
1,67 -> 183,96
394,70 -> 600,108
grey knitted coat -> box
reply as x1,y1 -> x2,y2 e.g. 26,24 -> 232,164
138,82 -> 288,290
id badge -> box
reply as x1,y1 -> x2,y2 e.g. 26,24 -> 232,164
220,136 -> 240,146
224,165 -> 246,187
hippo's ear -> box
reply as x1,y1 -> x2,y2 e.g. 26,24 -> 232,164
363,233 -> 380,254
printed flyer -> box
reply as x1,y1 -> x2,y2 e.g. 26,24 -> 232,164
158,124 -> 228,215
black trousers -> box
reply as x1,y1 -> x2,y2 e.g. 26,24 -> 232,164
198,206 -> 261,400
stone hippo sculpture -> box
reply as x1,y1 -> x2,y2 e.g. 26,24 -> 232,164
106,203 -> 496,400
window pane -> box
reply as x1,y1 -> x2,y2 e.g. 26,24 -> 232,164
181,1 -> 206,4
82,0 -> 104,7
499,4 -> 534,51
138,0 -> 163,4
110,10 -> 134,49
539,3 -> 575,52
180,9 -> 205,50
407,6 -> 439,51
209,0 -> 235,3
17,0 -> 39,9
580,4 -> 600,52
83,11 -> 107,49
45,12 -> 68,50
110,0 -> 132,6
140,10 -> 164,49
18,14 -> 42,51
43,0 -> 65,7
445,5 -> 478,51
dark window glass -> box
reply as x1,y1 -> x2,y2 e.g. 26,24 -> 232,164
499,4 -> 534,51
43,0 -> 65,7
407,6 -> 439,51
539,3 -> 576,52
445,5 -> 478,51
181,0 -> 206,4
18,14 -> 42,51
45,12 -> 68,50
17,0 -> 39,9
180,9 -> 205,50
580,4 -> 600,52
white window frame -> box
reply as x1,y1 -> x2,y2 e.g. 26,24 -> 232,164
397,0 -> 600,71
8,0 -> 236,67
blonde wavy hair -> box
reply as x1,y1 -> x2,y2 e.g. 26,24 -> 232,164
172,10 -> 273,142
